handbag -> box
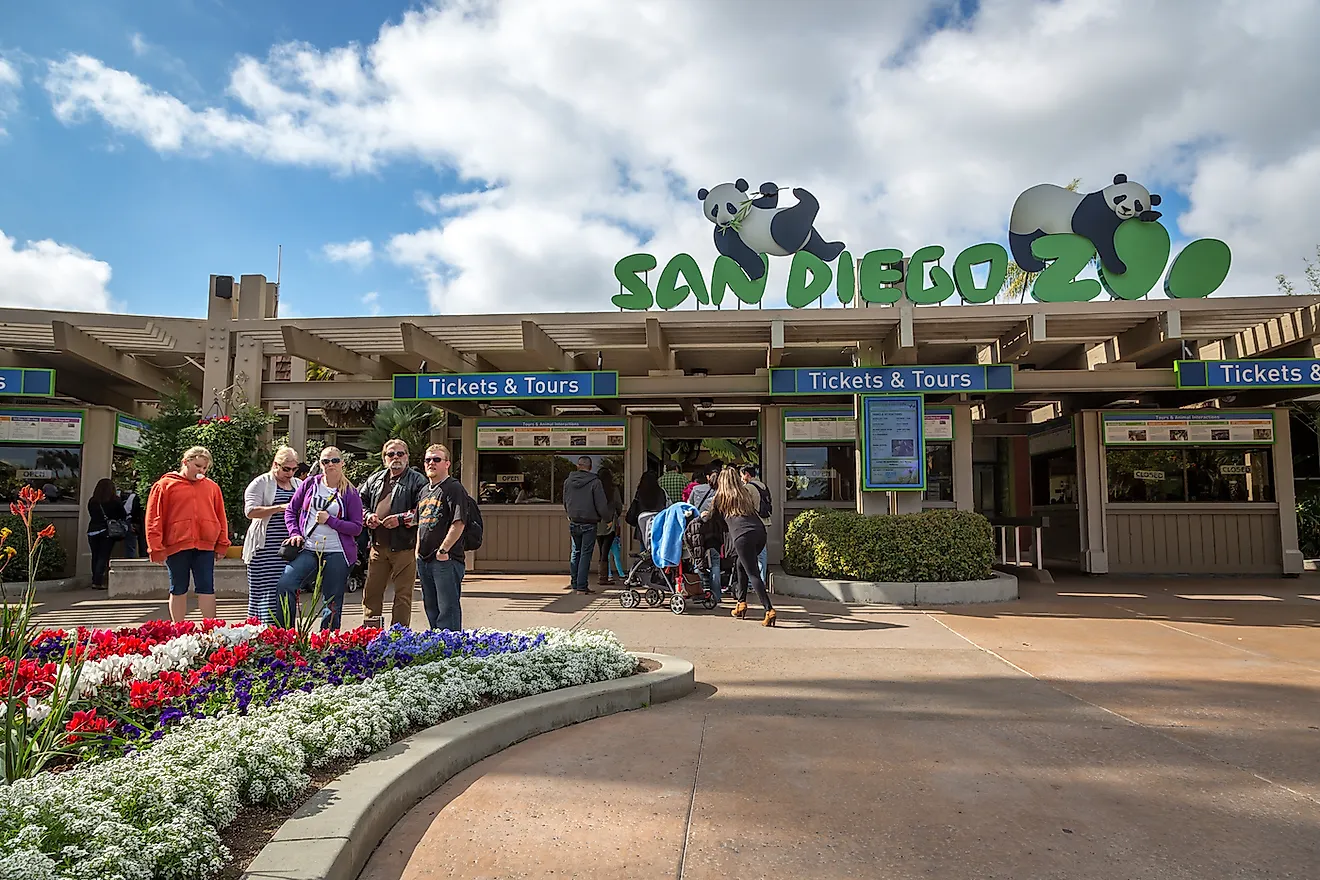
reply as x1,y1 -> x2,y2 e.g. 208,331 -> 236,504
279,540 -> 301,563
99,504 -> 130,540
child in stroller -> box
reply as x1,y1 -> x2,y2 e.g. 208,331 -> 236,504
618,508 -> 721,614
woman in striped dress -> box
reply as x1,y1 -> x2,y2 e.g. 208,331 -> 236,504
242,447 -> 302,624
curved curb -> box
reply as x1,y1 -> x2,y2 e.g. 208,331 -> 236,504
240,653 -> 694,880
772,570 -> 1018,605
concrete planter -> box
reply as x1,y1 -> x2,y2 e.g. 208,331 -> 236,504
108,558 -> 248,599
241,652 -> 694,880
771,570 -> 1017,605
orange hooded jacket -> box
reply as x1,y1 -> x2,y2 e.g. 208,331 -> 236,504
145,472 -> 230,563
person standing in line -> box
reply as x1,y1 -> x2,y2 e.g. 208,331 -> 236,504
359,439 -> 427,629
740,464 -> 773,585
87,478 -> 128,590
708,468 -> 775,627
415,444 -> 469,630
275,447 -> 363,631
242,446 -> 302,624
687,463 -> 723,596
562,456 -> 611,595
594,466 -> 625,586
120,483 -> 147,559
659,460 -> 687,507
146,447 -> 230,622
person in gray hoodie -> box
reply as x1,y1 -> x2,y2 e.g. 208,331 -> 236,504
562,456 -> 612,594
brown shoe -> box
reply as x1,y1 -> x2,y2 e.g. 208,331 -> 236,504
762,609 -> 777,627
731,602 -> 748,619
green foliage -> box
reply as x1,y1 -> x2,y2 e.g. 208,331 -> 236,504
1276,245 -> 1320,296
0,515 -> 66,584
784,508 -> 994,583
356,401 -> 446,463
134,384 -> 198,502
1297,483 -> 1320,559
302,438 -> 375,486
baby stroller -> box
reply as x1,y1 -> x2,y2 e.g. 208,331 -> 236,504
619,509 -> 720,614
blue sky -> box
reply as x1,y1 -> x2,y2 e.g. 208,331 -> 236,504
0,1 -> 1316,318
0,0 -> 437,317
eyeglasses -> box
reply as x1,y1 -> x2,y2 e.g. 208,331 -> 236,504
320,457 -> 342,465
424,456 -> 448,464
384,450 -> 407,458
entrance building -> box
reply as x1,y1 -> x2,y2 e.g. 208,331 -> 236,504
1,273 -> 1317,579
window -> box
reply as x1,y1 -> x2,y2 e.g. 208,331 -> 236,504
0,446 -> 81,504
1032,450 -> 1077,506
923,443 -> 953,503
477,453 -> 624,505
1106,447 -> 1274,503
785,444 -> 855,502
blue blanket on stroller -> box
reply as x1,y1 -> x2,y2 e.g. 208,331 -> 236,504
651,502 -> 698,568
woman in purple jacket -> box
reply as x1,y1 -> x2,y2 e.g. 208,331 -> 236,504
273,447 -> 364,631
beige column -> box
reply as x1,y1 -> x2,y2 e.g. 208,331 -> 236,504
762,404 -> 786,565
203,275 -> 235,409
1273,408 -> 1303,575
287,400 -> 308,457
623,415 -> 649,555
232,336 -> 264,408
1076,410 -> 1109,574
953,404 -> 974,511
77,407 -> 117,579
460,417 -> 478,570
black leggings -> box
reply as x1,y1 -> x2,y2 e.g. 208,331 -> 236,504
730,532 -> 772,611
88,533 -> 116,587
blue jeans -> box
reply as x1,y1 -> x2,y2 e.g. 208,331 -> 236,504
166,549 -> 215,596
418,557 -> 464,630
123,526 -> 139,559
758,545 -> 768,585
567,522 -> 596,591
274,549 -> 349,631
705,548 -> 723,596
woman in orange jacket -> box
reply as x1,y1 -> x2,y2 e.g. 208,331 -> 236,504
146,446 -> 230,622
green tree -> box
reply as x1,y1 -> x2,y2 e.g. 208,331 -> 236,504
134,384 -> 198,501
1276,245 -> 1320,295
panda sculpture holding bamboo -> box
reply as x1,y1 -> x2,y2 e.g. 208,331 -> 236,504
1009,174 -> 1162,276
697,179 -> 846,281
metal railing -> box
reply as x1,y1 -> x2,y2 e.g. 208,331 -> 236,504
990,516 -> 1047,570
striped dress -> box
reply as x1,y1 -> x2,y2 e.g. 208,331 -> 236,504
247,485 -> 295,624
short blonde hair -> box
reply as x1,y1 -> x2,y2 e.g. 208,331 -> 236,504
426,443 -> 452,461
182,446 -> 212,465
271,445 -> 299,472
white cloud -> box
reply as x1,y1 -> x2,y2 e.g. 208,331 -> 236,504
130,33 -> 149,58
322,238 -> 374,268
40,0 -> 1320,311
0,58 -> 21,135
361,290 -> 381,316
0,230 -> 116,312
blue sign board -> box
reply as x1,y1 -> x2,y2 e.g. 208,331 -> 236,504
1177,359 -> 1320,389
860,395 -> 926,491
771,365 -> 1013,395
0,368 -> 54,397
394,371 -> 618,401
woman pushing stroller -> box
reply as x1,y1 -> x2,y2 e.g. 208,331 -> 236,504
705,467 -> 775,627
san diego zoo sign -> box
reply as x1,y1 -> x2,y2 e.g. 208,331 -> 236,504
611,175 -> 1232,311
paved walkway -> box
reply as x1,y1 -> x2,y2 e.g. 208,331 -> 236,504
30,575 -> 1320,879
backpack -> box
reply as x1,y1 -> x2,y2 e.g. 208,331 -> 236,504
460,492 -> 484,552
752,482 -> 772,519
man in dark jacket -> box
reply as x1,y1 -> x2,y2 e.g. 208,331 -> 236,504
358,439 -> 429,628
562,456 -> 611,594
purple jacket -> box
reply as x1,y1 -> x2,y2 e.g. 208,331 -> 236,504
284,475 -> 365,566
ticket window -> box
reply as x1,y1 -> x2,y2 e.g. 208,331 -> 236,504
477,452 -> 625,504
1105,447 -> 1274,503
784,444 -> 856,503
923,442 -> 954,504
0,445 -> 81,503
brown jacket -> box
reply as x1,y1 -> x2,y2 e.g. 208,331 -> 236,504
146,472 -> 230,563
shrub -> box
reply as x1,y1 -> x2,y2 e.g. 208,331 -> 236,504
784,508 -> 993,583
0,513 -> 67,584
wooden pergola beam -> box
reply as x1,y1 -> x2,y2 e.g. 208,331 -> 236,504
51,321 -> 178,393
282,325 -> 391,379
521,320 -> 576,372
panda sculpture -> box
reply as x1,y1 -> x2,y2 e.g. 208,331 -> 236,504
697,179 -> 846,281
1009,174 -> 1162,276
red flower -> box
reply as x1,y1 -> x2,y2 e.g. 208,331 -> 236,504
9,502 -> 21,517
19,485 -> 45,504
37,523 -> 56,540
65,708 -> 115,743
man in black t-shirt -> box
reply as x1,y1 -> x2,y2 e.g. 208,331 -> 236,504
415,443 -> 469,631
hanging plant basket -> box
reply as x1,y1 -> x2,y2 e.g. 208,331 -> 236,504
320,400 -> 378,428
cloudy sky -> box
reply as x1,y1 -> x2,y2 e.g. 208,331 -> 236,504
0,0 -> 1317,317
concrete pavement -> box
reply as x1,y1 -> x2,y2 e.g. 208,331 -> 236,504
29,574 -> 1320,879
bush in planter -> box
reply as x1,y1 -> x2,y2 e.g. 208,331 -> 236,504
784,509 -> 993,583
0,512 -> 67,583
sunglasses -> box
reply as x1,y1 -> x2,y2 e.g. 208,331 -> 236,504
320,457 -> 342,465
384,450 -> 407,458
278,465 -> 296,473
424,456 -> 448,464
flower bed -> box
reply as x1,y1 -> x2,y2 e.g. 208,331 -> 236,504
0,621 -> 636,880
